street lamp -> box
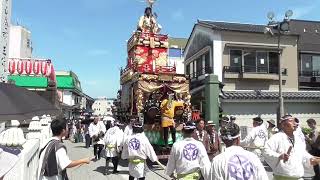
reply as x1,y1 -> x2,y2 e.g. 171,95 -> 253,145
265,10 -> 293,125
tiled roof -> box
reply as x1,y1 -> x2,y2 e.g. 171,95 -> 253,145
223,90 -> 320,100
198,20 -> 269,33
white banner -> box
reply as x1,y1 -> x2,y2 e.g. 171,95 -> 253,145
0,0 -> 11,82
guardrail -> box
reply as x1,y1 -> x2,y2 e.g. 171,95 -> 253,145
1,117 -> 52,180
4,139 -> 40,180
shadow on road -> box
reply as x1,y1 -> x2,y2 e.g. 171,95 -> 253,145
118,159 -> 129,167
94,166 -> 128,175
72,145 -> 88,148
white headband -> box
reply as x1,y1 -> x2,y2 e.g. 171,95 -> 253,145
221,134 -> 240,140
133,124 -> 143,128
183,123 -> 196,130
115,122 -> 124,126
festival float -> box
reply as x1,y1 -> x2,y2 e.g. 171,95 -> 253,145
116,0 -> 191,158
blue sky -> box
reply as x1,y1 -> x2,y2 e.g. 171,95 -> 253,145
11,0 -> 320,98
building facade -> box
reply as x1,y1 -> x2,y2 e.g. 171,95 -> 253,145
9,26 -> 32,59
56,71 -> 87,119
184,20 -> 320,125
6,24 -> 58,104
168,37 -> 187,74
92,97 -> 115,116
290,19 -> 320,90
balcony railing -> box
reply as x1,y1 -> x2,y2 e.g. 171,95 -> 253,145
299,70 -> 320,77
223,66 -> 287,75
187,66 -> 213,79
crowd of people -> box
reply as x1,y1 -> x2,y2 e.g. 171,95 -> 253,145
37,114 -> 320,180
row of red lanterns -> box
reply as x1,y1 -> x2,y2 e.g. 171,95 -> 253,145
8,59 -> 53,77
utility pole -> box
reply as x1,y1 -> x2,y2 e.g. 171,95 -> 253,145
266,10 -> 293,125
277,28 -> 284,119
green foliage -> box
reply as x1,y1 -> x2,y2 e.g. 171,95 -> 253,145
302,127 -> 312,135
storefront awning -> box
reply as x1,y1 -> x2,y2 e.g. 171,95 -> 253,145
56,76 -> 73,89
8,75 -> 48,88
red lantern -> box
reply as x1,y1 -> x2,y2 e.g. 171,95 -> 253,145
49,64 -> 56,83
17,60 -> 25,74
33,61 -> 40,75
8,59 -> 16,74
25,60 -> 33,75
41,61 -> 48,75
45,63 -> 52,76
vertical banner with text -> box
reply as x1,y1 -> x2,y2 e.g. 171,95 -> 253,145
0,0 -> 11,82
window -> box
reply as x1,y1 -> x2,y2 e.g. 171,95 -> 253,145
229,49 -> 279,74
243,50 -> 256,72
256,52 -> 268,73
312,55 -> 320,72
27,39 -> 31,48
300,54 -> 320,76
196,57 -> 202,76
202,55 -> 206,74
301,54 -> 312,73
186,64 -> 190,76
190,61 -> 194,78
205,53 -> 210,69
269,52 -> 279,74
188,50 -> 211,78
230,50 -> 242,72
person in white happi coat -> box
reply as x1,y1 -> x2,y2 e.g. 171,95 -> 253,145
123,118 -> 135,142
209,122 -> 268,180
104,121 -> 124,174
123,118 -> 145,145
165,121 -> 210,180
38,119 -> 91,180
263,115 -> 320,180
89,116 -> 106,160
240,117 -> 268,159
122,122 -> 158,180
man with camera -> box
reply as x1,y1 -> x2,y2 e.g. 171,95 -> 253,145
89,116 -> 106,160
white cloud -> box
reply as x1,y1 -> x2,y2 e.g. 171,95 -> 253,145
87,49 -> 110,56
171,9 -> 184,21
